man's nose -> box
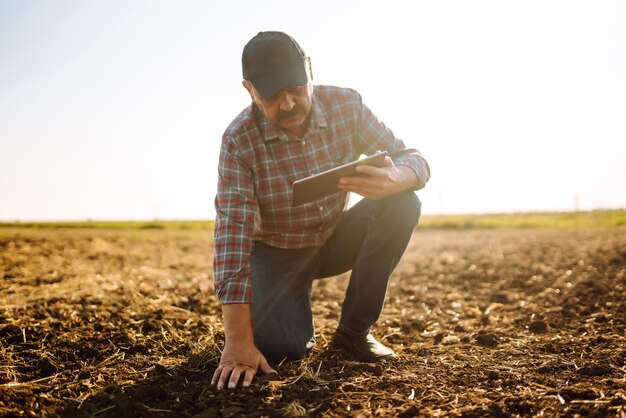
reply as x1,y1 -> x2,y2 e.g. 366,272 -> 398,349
278,91 -> 295,111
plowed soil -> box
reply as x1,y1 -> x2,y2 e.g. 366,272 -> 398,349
1,227 -> 625,417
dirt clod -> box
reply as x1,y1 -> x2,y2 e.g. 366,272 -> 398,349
397,405 -> 420,417
529,319 -> 548,333
577,362 -> 613,376
76,370 -> 90,380
38,357 -> 57,377
475,331 -> 499,347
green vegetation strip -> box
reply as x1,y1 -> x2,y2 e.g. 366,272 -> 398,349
418,210 -> 626,229
1,210 -> 624,230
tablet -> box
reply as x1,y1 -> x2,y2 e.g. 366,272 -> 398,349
291,151 -> 388,207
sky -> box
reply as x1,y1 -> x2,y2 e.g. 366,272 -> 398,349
1,0 -> 625,221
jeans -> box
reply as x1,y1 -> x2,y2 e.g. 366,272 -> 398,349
250,192 -> 421,363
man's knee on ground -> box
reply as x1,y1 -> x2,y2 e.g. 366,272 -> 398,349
256,338 -> 311,364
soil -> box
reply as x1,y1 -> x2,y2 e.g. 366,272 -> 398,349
0,227 -> 625,417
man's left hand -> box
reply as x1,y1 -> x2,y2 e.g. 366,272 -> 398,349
338,156 -> 419,200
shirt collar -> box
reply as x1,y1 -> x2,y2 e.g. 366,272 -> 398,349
254,90 -> 328,143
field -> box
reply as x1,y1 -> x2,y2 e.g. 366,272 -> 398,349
1,215 -> 625,417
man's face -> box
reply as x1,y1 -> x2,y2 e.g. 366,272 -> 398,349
243,62 -> 313,136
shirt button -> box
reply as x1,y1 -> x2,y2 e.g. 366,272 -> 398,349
319,206 -> 324,211
302,139 -> 306,145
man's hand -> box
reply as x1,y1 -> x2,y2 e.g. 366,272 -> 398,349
211,339 -> 275,390
338,156 -> 419,199
211,303 -> 276,390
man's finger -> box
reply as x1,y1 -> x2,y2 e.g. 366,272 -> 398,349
339,183 -> 385,198
345,165 -> 393,183
241,368 -> 256,387
210,366 -> 223,386
339,175 -> 382,189
354,165 -> 385,177
259,356 -> 276,374
356,157 -> 394,175
228,367 -> 244,389
216,366 -> 233,390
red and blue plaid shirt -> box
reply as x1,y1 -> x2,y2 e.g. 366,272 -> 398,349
213,86 -> 430,304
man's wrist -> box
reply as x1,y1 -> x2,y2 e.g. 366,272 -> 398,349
396,165 -> 420,192
222,303 -> 254,343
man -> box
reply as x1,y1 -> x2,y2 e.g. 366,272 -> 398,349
211,31 -> 430,390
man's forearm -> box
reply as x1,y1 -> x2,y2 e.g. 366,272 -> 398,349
222,303 -> 254,343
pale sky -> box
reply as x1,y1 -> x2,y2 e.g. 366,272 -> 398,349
1,0 -> 625,221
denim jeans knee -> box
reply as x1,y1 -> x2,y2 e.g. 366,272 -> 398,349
255,334 -> 315,363
382,192 -> 421,228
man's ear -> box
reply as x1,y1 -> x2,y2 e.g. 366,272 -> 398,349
242,80 -> 255,99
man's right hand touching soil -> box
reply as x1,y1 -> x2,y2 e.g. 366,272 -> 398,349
210,304 -> 276,389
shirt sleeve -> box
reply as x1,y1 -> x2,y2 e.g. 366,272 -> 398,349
354,94 -> 431,188
213,142 -> 257,304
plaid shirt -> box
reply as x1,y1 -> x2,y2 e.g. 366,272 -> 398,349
213,85 -> 430,304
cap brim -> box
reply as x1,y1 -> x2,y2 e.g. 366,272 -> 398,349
251,64 -> 307,100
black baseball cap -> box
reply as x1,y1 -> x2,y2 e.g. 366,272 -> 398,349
242,31 -> 308,100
